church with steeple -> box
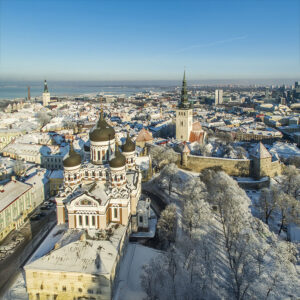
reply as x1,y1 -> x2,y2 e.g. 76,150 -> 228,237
56,109 -> 142,230
176,72 -> 205,143
42,80 -> 50,106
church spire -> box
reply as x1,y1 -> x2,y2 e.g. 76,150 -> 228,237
179,71 -> 189,108
44,80 -> 49,93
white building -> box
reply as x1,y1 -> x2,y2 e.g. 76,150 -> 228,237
176,72 -> 193,141
215,89 -> 223,105
42,80 -> 50,107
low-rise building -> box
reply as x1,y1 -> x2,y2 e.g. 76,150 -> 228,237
0,179 -> 32,241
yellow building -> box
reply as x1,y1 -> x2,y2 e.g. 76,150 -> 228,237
0,179 -> 32,241
0,129 -> 25,151
25,226 -> 128,300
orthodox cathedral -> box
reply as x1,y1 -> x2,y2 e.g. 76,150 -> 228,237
56,109 -> 142,231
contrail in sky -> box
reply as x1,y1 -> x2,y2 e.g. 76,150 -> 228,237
175,35 -> 248,53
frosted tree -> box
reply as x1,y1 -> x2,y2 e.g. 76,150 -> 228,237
150,146 -> 178,170
159,163 -> 178,195
255,186 -> 278,225
276,192 -> 299,235
182,198 -> 211,238
36,112 -> 51,127
157,204 -> 177,248
182,176 -> 207,204
281,165 -> 300,199
13,157 -> 26,178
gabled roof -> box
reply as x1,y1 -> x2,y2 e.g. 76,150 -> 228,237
182,142 -> 191,153
251,142 -> 271,159
192,121 -> 203,131
136,128 -> 153,142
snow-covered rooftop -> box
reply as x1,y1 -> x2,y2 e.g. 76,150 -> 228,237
0,180 -> 31,212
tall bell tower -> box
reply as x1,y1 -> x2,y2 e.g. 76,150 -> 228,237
176,71 -> 193,141
42,80 -> 50,106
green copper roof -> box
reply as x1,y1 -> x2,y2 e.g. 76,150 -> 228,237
178,71 -> 191,109
44,80 -> 49,93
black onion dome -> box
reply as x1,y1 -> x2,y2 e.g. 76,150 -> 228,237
109,144 -> 126,168
63,142 -> 81,167
89,110 -> 115,142
122,132 -> 135,152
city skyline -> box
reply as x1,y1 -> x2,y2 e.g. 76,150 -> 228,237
0,0 -> 299,81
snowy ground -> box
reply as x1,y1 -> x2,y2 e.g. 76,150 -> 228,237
268,141 -> 300,159
113,243 -> 161,300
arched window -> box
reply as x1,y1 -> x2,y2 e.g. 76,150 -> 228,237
85,171 -> 88,177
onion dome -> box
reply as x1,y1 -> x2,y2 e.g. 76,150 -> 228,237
63,142 -> 81,167
122,132 -> 135,152
109,142 -> 126,168
89,109 -> 115,142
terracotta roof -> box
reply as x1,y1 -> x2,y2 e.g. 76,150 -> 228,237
189,131 -> 205,143
251,142 -> 271,159
192,121 -> 203,131
182,142 -> 191,153
136,128 -> 153,142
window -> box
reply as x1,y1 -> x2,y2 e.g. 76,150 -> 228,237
62,286 -> 66,291
79,216 -> 82,226
139,216 -> 143,223
113,208 -> 118,219
92,216 -> 95,226
85,215 -> 89,225
78,288 -> 82,293
88,289 -> 94,294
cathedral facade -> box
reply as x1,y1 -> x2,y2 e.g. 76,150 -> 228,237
55,110 -> 142,231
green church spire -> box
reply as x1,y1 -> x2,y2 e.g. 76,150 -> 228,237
179,71 -> 190,108
44,80 -> 49,93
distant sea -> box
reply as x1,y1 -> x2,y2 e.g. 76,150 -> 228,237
0,80 -> 179,100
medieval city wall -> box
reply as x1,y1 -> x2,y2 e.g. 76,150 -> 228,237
177,153 -> 251,176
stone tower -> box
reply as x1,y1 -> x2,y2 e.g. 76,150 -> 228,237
42,80 -> 50,106
176,71 -> 193,141
250,142 -> 272,179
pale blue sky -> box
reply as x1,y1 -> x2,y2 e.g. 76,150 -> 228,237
0,0 -> 299,81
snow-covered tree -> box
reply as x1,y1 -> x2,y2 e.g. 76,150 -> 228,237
281,165 -> 300,199
159,163 -> 178,195
276,192 -> 299,235
182,198 -> 211,238
255,186 -> 278,225
157,204 -> 177,248
150,146 -> 178,170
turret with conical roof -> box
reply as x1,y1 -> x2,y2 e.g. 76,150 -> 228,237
250,142 -> 272,179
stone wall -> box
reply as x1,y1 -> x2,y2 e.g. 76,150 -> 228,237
177,153 -> 251,176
